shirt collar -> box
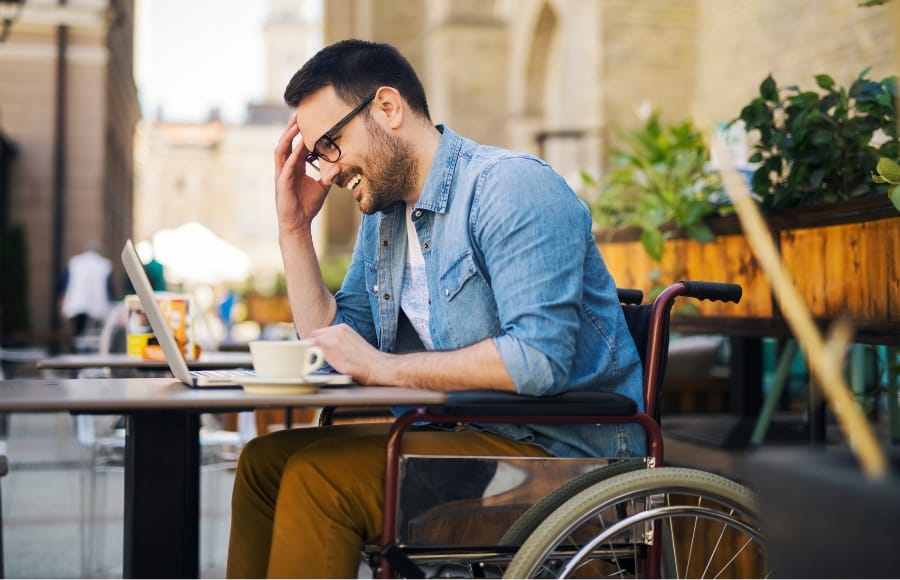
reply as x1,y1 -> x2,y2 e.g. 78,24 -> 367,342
414,125 -> 462,215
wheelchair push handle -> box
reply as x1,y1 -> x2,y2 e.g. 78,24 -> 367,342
617,288 -> 644,305
678,281 -> 742,304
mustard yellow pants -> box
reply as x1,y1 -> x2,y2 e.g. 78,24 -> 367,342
226,422 -> 550,578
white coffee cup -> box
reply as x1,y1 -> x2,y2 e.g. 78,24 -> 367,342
249,339 -> 325,378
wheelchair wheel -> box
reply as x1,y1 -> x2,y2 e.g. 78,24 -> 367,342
504,467 -> 767,579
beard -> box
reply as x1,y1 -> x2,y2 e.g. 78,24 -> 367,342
352,115 -> 419,215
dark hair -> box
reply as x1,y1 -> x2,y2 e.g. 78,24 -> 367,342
284,39 -> 431,121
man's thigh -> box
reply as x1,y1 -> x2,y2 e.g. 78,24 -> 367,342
292,425 -> 551,470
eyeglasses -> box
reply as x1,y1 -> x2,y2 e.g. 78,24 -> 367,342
305,92 -> 377,170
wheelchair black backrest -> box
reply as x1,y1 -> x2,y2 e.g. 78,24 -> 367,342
621,300 -> 670,425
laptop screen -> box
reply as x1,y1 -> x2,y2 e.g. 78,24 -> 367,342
120,239 -> 196,384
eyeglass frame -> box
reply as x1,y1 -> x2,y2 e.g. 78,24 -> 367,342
304,91 -> 377,170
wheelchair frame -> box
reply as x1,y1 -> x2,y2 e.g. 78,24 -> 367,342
366,281 -> 762,578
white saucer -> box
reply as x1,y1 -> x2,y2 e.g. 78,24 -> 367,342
240,374 -> 353,394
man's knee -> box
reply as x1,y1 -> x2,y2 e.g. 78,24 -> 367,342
234,432 -> 293,501
236,433 -> 273,475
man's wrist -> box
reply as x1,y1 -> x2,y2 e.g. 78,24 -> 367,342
278,227 -> 315,249
369,351 -> 404,387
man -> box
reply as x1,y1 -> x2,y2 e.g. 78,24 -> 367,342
59,241 -> 113,352
227,39 -> 645,578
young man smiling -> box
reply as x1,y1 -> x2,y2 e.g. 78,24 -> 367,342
227,39 -> 645,578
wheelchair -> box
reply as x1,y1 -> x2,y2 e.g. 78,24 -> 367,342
342,281 -> 768,578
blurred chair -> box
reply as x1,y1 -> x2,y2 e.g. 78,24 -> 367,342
75,408 -> 256,576
74,308 -> 258,576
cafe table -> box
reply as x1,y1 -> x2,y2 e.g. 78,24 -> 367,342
0,377 -> 445,578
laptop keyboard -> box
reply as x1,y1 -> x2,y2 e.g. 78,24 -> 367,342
191,368 -> 257,378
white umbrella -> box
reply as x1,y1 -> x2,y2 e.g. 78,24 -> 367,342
152,222 -> 251,284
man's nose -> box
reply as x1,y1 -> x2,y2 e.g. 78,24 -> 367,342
317,160 -> 341,187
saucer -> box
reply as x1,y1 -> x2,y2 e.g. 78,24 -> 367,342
240,374 -> 353,394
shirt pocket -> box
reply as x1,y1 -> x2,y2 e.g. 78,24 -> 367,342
437,251 -> 500,346
438,251 -> 479,301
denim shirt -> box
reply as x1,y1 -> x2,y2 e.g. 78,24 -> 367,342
331,126 -> 645,458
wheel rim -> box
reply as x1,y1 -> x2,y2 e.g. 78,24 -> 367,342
554,502 -> 764,578
508,469 -> 769,579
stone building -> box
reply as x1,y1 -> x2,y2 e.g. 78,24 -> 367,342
132,0 -> 328,296
325,0 -> 900,196
0,0 -> 138,344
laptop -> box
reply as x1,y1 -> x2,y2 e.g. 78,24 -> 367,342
121,239 -> 351,388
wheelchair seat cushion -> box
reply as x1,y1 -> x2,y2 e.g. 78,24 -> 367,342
427,390 -> 638,417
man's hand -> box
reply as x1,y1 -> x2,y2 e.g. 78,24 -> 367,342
308,324 -> 517,393
274,117 -> 330,236
308,324 -> 386,385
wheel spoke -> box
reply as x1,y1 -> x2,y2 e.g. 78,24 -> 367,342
712,535 -> 754,579
504,468 -> 768,579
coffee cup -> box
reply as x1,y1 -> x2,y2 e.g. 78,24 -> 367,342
249,339 -> 325,378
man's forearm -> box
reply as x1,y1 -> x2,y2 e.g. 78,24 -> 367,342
279,230 -> 337,336
372,338 -> 517,393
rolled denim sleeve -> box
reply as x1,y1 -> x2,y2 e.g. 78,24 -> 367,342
331,220 -> 378,346
474,157 -> 590,396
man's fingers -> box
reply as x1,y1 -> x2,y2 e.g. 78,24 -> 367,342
279,140 -> 306,182
274,121 -> 301,172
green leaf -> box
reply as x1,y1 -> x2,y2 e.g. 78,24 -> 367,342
810,168 -> 826,188
875,157 -> 900,183
875,92 -> 893,107
760,75 -> 778,102
685,223 -> 716,243
890,185 -> 900,211
641,228 -> 664,262
580,169 -> 598,187
815,74 -> 835,91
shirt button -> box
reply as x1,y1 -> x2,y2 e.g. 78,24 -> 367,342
382,240 -> 389,247
383,293 -> 391,300
415,210 -> 422,218
423,242 -> 430,250
444,288 -> 450,297
373,284 -> 379,292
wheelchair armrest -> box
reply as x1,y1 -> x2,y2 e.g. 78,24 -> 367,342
426,390 -> 637,417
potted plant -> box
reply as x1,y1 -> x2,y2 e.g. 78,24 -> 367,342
733,67 -> 897,211
586,111 -> 731,262
589,69 -> 899,327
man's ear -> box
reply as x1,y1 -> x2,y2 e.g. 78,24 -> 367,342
374,87 -> 404,129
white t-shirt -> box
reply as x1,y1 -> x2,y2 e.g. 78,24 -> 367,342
400,204 -> 434,350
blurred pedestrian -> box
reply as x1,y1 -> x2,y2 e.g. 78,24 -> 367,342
59,241 -> 114,352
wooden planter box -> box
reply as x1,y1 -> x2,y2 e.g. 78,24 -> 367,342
245,293 -> 292,325
596,195 -> 900,345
